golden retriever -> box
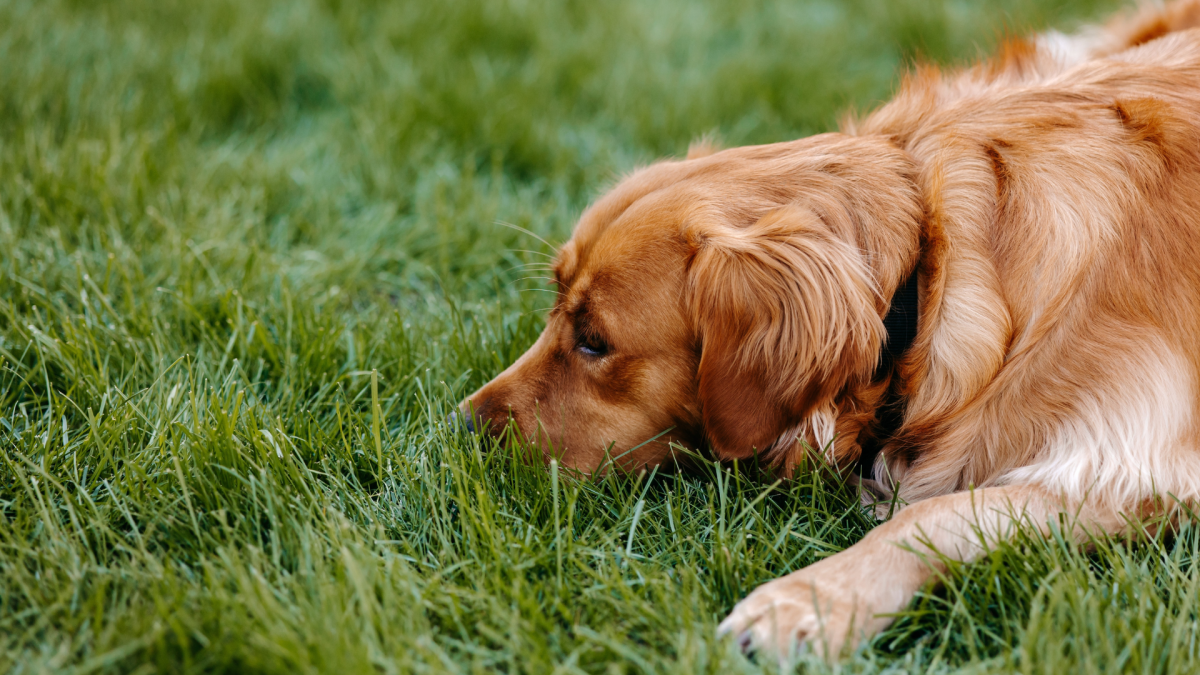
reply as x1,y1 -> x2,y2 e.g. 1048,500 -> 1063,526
459,0 -> 1200,660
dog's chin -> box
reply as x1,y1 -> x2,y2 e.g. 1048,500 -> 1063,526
454,409 -> 708,477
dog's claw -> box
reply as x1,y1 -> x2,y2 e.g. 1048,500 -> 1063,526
716,614 -> 755,656
736,629 -> 755,655
716,615 -> 762,659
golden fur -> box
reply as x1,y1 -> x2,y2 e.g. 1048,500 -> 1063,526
462,0 -> 1200,660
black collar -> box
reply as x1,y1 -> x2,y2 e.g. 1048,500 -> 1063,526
855,271 -> 919,477
876,271 -> 920,380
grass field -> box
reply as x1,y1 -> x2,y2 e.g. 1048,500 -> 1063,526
8,0 -> 1200,672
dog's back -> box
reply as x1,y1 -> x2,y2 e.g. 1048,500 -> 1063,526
723,11 -> 1200,657
851,26 -> 1200,507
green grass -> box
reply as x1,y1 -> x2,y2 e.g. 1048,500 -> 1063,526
5,0 -> 1200,672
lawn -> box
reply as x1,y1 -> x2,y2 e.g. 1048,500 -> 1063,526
4,0 -> 1200,672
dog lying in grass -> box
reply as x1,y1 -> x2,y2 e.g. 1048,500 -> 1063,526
460,0 -> 1200,660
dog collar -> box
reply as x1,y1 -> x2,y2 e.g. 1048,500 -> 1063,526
854,271 -> 919,477
877,271 -> 920,379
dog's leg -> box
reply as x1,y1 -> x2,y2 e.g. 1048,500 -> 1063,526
717,484 -> 1126,661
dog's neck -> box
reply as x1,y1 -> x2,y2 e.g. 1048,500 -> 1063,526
765,266 -> 922,479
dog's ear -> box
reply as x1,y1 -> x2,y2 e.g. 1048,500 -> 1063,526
687,205 -> 884,461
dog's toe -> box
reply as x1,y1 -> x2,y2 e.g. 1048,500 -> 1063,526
717,577 -> 863,662
735,629 -> 755,655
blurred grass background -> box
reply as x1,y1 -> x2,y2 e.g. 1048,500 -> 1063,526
9,0 -> 1200,673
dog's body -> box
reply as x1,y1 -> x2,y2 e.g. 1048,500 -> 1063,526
463,1 -> 1200,659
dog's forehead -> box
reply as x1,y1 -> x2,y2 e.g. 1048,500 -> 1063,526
568,206 -> 691,283
554,177 -> 684,284
573,165 -> 692,250
553,139 -> 836,287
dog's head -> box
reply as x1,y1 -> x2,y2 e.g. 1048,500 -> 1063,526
461,134 -> 922,474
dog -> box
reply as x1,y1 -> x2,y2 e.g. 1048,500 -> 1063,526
459,0 -> 1200,660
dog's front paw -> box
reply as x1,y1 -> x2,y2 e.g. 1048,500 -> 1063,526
717,573 -> 873,662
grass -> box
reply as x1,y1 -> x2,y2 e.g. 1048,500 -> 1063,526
3,0 -> 1199,672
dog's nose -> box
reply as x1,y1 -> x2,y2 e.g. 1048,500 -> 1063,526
448,410 -> 476,434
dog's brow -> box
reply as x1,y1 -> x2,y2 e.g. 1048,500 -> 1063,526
551,269 -> 571,309
565,292 -> 585,316
571,297 -> 602,335
554,242 -> 578,286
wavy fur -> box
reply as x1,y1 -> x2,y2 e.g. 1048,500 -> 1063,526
464,0 -> 1200,659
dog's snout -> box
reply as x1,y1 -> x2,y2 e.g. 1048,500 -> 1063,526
448,409 -> 477,434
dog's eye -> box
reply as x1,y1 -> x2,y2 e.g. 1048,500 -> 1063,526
576,333 -> 608,358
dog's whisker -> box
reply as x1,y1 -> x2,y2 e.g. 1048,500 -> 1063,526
496,221 -> 556,251
506,263 -> 555,273
506,248 -> 556,260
